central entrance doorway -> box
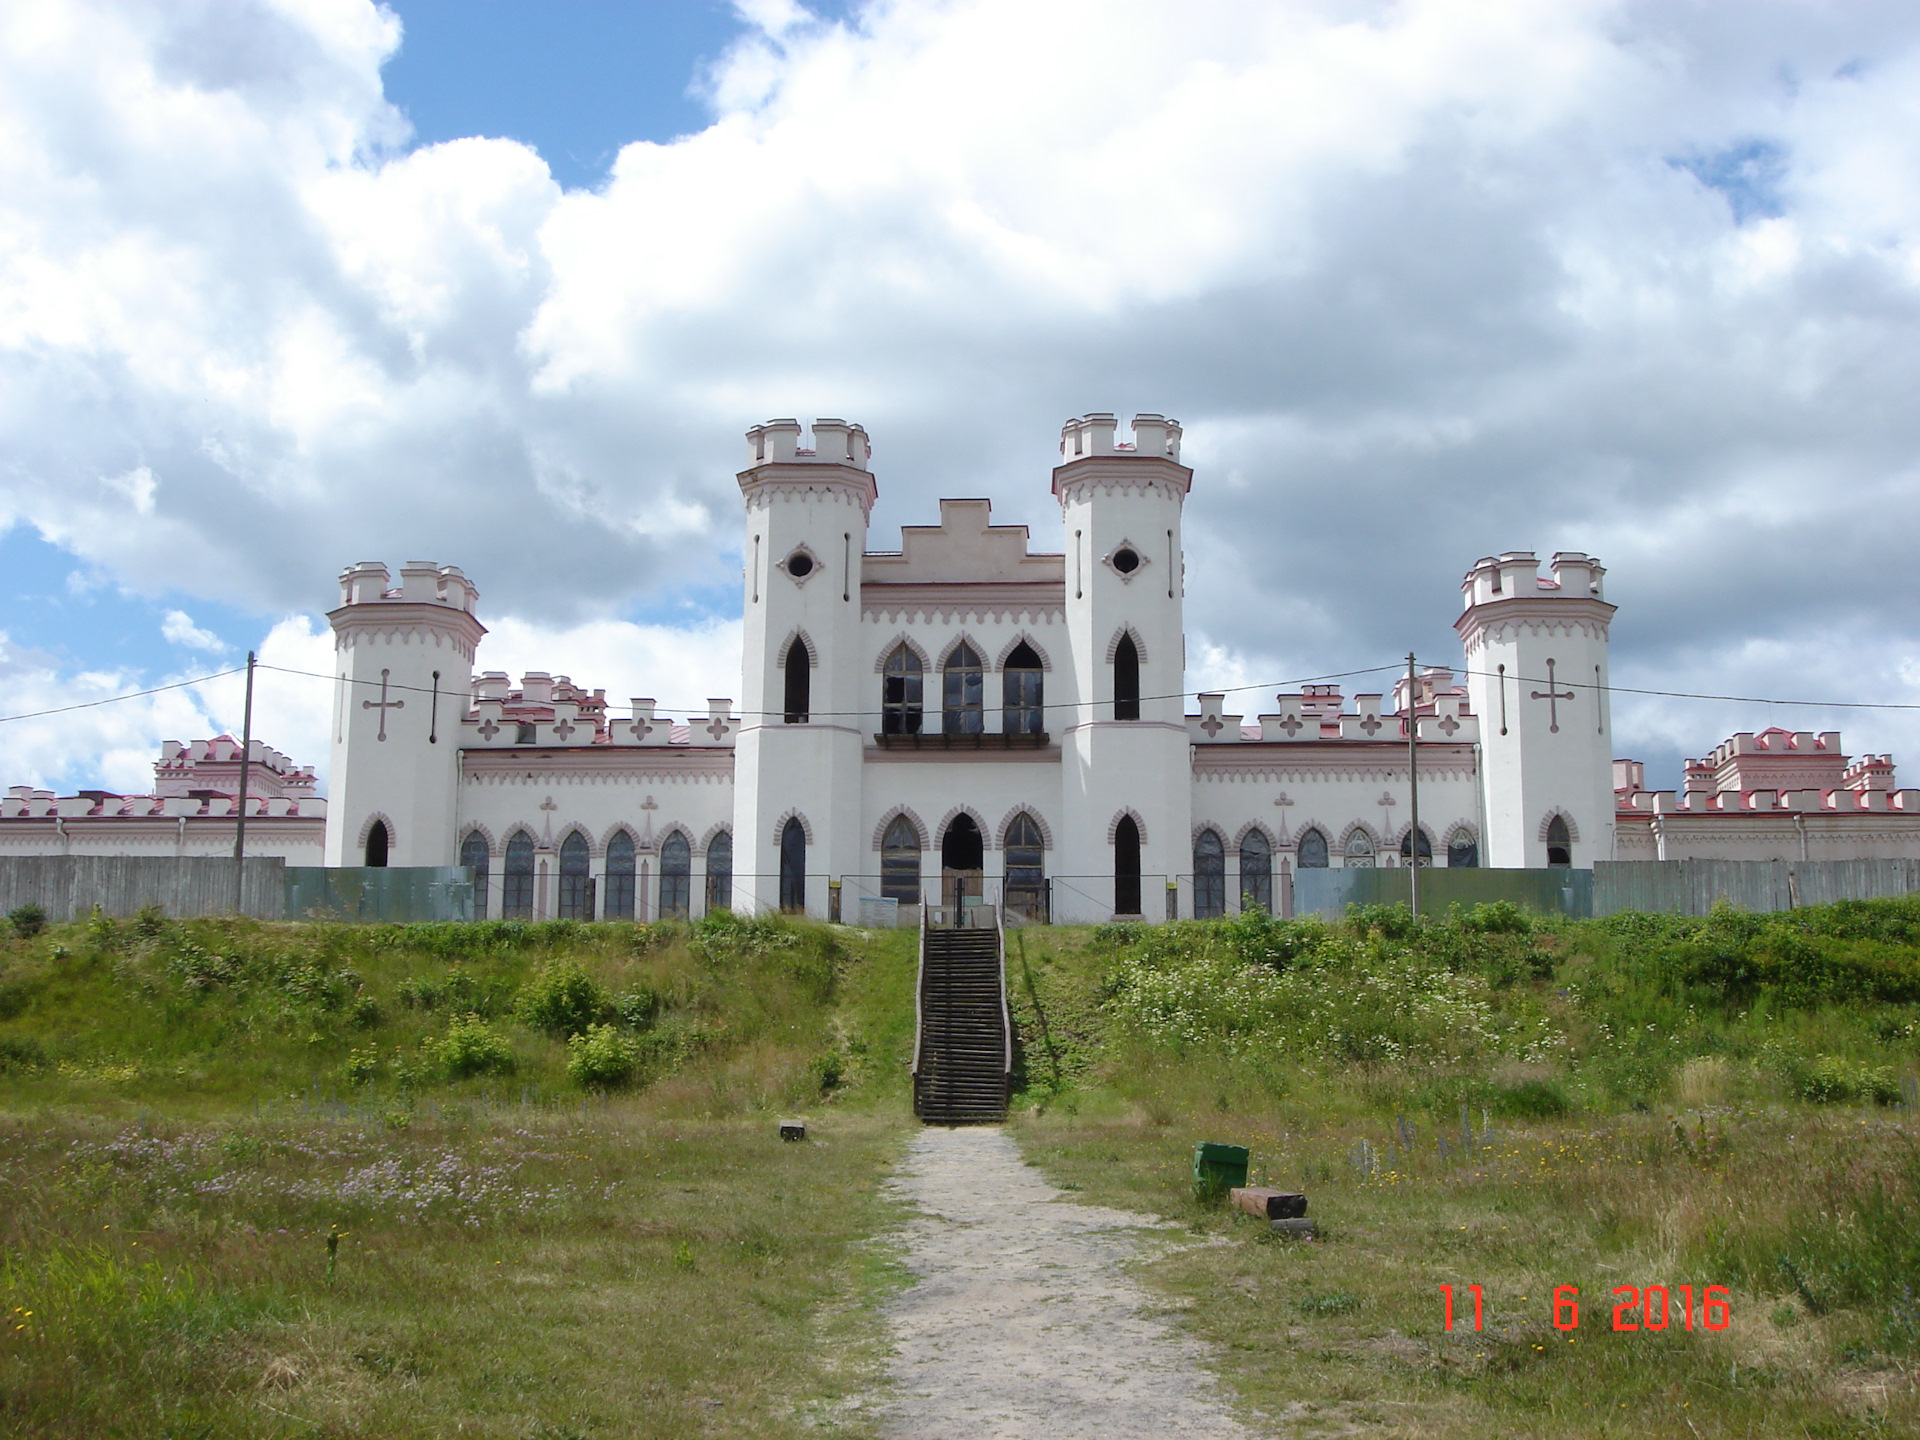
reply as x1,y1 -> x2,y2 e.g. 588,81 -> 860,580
941,813 -> 984,917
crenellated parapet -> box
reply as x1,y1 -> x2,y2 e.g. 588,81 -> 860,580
738,418 -> 878,518
1051,413 -> 1191,505
1190,669 -> 1481,745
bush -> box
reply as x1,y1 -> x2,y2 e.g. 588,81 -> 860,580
1463,901 -> 1533,935
429,1014 -> 515,1079
1494,1078 -> 1572,1118
7,903 -> 48,938
1792,1055 -> 1901,1106
0,1034 -> 46,1072
514,960 -> 608,1036
566,1023 -> 640,1088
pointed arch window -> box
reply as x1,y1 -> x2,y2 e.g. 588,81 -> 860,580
1193,828 -> 1226,919
1345,832 -> 1375,868
943,642 -> 985,734
1296,827 -> 1329,869
1447,831 -> 1479,868
1400,829 -> 1433,868
1113,815 -> 1142,916
779,818 -> 807,913
604,831 -> 636,919
1002,642 -> 1044,735
1113,634 -> 1140,721
881,816 -> 922,905
1240,830 -> 1273,914
503,832 -> 535,919
660,832 -> 692,919
1546,814 -> 1572,868
705,830 -> 733,913
461,831 -> 490,919
559,832 -> 593,920
783,638 -> 810,724
882,645 -> 923,735
364,820 -> 390,868
1005,814 -> 1046,921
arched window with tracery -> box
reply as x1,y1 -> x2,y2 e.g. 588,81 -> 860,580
944,642 -> 984,734
660,832 -> 691,919
1240,830 -> 1273,914
559,832 -> 593,920
1193,828 -> 1226,919
1113,634 -> 1141,721
1400,829 -> 1433,868
604,831 -> 636,920
1004,814 -> 1046,920
705,830 -> 732,913
883,645 -> 923,734
1296,827 -> 1329,869
1546,814 -> 1572,868
503,831 -> 535,919
783,638 -> 810,723
1345,831 -> 1375,868
461,831 -> 490,919
1003,642 -> 1044,735
1447,830 -> 1479,868
881,816 -> 921,905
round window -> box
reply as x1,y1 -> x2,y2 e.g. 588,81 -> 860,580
1111,547 -> 1139,574
786,551 -> 814,577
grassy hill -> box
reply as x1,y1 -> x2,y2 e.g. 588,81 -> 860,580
1002,899 -> 1920,1436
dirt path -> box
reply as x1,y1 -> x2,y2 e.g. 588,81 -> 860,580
878,1125 -> 1258,1440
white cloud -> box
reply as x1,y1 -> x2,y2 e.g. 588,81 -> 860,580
160,608 -> 227,651
5,0 -> 1920,794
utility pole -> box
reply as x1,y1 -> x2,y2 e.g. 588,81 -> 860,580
232,650 -> 256,910
1406,651 -> 1421,921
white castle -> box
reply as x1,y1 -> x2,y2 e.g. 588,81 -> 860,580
8,412 -> 1920,916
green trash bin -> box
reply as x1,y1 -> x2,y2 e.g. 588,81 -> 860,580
1193,1141 -> 1249,1197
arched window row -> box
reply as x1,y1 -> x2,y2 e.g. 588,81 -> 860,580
881,640 -> 1047,737
460,823 -> 735,922
1292,825 -> 1479,870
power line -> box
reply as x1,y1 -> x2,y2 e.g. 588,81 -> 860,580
0,666 -> 247,725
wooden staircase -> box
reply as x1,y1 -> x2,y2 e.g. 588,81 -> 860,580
912,920 -> 1011,1124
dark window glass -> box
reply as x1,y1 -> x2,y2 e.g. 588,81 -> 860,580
604,830 -> 636,919
1447,833 -> 1479,868
784,638 -> 810,723
785,550 -> 813,577
1111,546 -> 1139,574
460,831 -> 489,919
503,831 -> 536,919
882,645 -> 923,734
364,820 -> 389,868
1239,830 -> 1272,914
943,642 -> 984,734
558,831 -> 593,920
705,830 -> 733,913
1113,635 -> 1140,721
1193,828 -> 1226,919
660,832 -> 691,919
1400,829 -> 1434,868
881,816 -> 921,905
1002,642 -> 1044,735
514,721 -> 536,744
1297,828 -> 1329,869
1004,813 -> 1045,921
1114,815 -> 1142,916
779,818 -> 806,912
1546,814 -> 1572,868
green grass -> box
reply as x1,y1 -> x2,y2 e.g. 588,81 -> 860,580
0,910 -> 920,1438
1004,901 -> 1920,1437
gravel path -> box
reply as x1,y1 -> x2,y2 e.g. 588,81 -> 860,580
879,1125 -> 1257,1440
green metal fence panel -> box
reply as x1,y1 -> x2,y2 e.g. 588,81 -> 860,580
1292,867 -> 1592,920
1593,859 -> 1920,916
0,856 -> 287,922
283,867 -> 474,923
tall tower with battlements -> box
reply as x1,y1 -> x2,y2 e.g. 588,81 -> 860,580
1456,551 -> 1616,869
1054,414 -> 1193,913
730,419 -> 875,916
324,562 -> 485,868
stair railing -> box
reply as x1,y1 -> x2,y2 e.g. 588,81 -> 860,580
994,885 -> 1013,1110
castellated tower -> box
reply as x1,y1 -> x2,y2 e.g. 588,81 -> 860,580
324,562 -> 485,868
730,420 -> 874,917
1054,414 -> 1193,915
1456,552 -> 1616,869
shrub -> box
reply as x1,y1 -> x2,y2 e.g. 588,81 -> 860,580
7,903 -> 47,938
612,985 -> 660,1030
429,1014 -> 515,1079
1793,1055 -> 1901,1106
344,1046 -> 382,1085
0,1034 -> 46,1072
1463,901 -> 1533,935
514,960 -> 608,1036
1494,1078 -> 1572,1118
566,1023 -> 640,1088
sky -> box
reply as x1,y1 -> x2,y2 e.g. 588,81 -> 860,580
3,0 -> 1920,797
